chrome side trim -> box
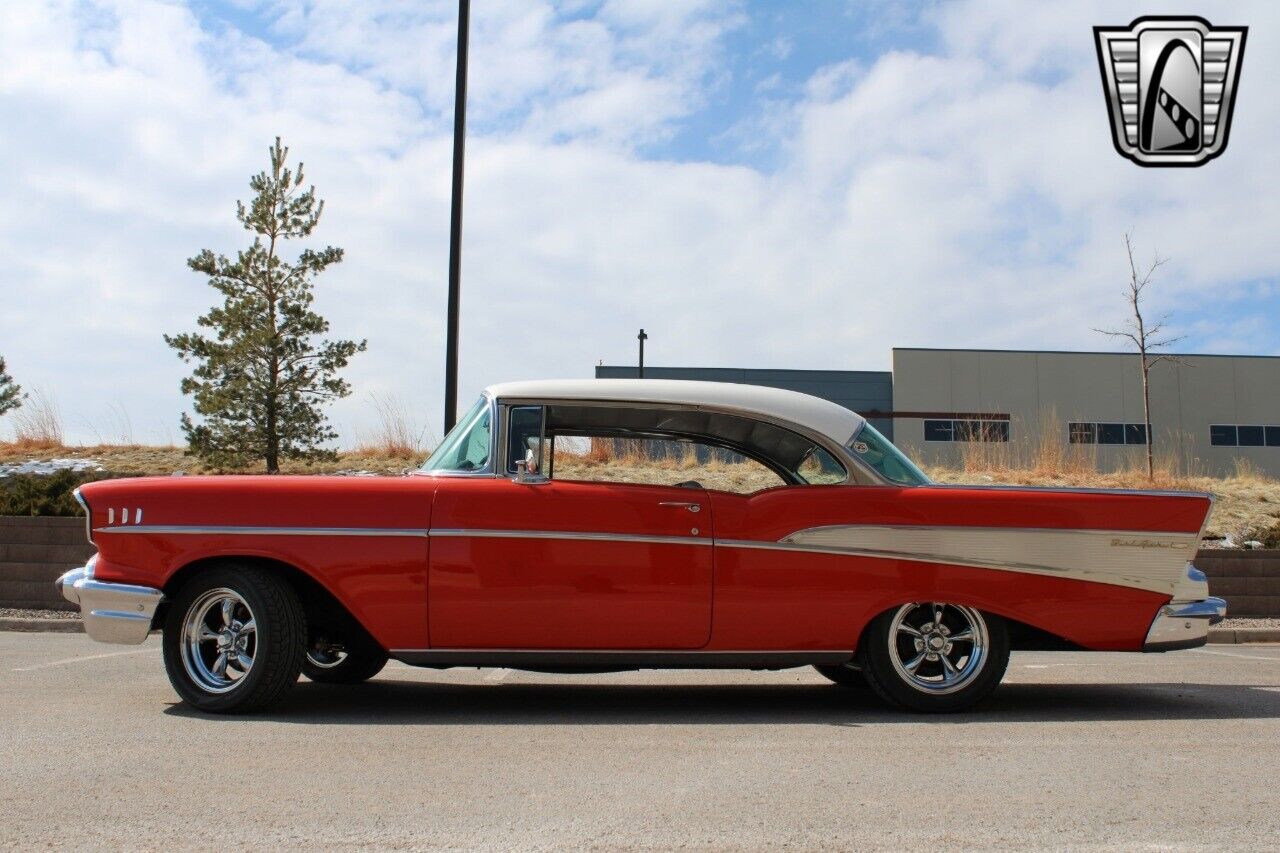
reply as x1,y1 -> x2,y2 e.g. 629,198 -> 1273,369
1144,596 -> 1227,651
94,525 -> 431,538
923,483 -> 1215,500
719,524 -> 1203,596
57,564 -> 163,645
430,529 -> 711,547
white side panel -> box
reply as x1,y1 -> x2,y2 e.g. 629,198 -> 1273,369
777,525 -> 1199,597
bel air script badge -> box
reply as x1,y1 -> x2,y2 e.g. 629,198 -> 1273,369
1111,537 -> 1191,550
1094,16 -> 1247,166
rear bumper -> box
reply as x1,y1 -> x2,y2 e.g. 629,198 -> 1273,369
56,558 -> 164,645
1143,597 -> 1227,652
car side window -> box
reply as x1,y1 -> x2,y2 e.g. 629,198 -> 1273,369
506,406 -> 546,474
548,433 -> 784,493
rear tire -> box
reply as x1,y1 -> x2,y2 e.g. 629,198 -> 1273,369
162,565 -> 306,714
303,638 -> 388,684
813,663 -> 867,688
858,602 -> 1009,713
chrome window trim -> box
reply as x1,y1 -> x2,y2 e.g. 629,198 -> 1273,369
493,396 -> 878,486
413,392 -> 500,479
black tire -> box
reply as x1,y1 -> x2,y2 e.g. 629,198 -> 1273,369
162,565 -> 306,714
813,663 -> 868,688
858,603 -> 1010,713
303,639 -> 388,684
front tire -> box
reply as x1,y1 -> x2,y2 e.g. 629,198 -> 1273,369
858,602 -> 1009,713
162,565 -> 306,714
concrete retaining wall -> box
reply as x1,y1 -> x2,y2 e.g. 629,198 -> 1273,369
1194,550 -> 1280,616
2,515 -> 1279,616
0,517 -> 94,611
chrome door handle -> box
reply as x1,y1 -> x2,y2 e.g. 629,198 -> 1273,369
659,501 -> 701,513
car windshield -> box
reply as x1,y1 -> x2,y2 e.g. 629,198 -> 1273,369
848,423 -> 929,486
420,396 -> 492,473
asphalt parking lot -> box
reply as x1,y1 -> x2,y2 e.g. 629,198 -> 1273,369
2,633 -> 1279,850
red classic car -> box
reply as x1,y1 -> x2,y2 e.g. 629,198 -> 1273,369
58,379 -> 1224,713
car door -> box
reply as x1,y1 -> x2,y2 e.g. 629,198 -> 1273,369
428,476 -> 713,649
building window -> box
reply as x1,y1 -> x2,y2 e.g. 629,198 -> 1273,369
1068,422 -> 1096,444
1211,424 -> 1280,447
923,420 -> 954,442
1238,425 -> 1265,447
1068,421 -> 1150,445
1210,425 -> 1237,446
924,419 -> 1008,442
1097,423 -> 1125,445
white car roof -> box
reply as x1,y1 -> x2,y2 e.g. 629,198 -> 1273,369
483,378 -> 866,445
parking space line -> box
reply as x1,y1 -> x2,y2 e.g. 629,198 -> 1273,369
1191,648 -> 1280,662
12,648 -> 158,672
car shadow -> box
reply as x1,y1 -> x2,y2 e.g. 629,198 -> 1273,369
162,679 -> 1280,725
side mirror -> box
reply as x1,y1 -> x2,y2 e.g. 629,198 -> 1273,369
524,447 -> 539,474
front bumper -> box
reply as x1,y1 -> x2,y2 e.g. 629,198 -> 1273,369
1143,596 -> 1227,652
57,558 -> 164,645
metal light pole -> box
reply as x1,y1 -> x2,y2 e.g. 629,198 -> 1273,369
637,328 -> 647,378
443,0 -> 470,433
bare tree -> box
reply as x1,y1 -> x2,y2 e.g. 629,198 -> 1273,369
1093,233 -> 1183,479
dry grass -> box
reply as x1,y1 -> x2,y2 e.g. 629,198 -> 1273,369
8,387 -> 63,449
351,393 -> 431,461
2,439 -> 1276,540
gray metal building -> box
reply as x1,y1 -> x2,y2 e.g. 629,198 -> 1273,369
892,348 -> 1280,476
596,348 -> 1280,477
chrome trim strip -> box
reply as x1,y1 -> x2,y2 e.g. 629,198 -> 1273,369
389,649 -> 853,668
430,529 -> 711,547
94,525 -> 431,538
923,483 -> 1215,500
72,487 -> 93,544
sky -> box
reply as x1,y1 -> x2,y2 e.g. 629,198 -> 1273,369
2,0 -> 1278,447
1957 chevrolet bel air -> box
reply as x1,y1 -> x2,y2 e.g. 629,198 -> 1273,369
58,379 -> 1225,713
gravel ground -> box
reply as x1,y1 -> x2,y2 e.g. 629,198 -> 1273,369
1219,616 -> 1280,629
0,607 -> 80,620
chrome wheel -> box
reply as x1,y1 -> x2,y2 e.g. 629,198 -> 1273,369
180,588 -> 258,694
887,602 -> 988,695
306,643 -> 347,670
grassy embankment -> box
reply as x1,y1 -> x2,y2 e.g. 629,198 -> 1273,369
2,437 -> 1276,541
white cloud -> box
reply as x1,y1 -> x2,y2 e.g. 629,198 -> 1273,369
0,0 -> 1277,448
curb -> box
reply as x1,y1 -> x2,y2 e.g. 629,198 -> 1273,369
1208,627 -> 1280,644
0,617 -> 84,634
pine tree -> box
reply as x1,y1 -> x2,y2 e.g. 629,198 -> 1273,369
0,356 -> 23,416
166,138 -> 366,473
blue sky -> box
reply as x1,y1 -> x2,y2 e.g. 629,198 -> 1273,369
1,0 -> 1277,445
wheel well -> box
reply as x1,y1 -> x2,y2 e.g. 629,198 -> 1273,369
852,603 -> 1083,657
155,556 -> 381,651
